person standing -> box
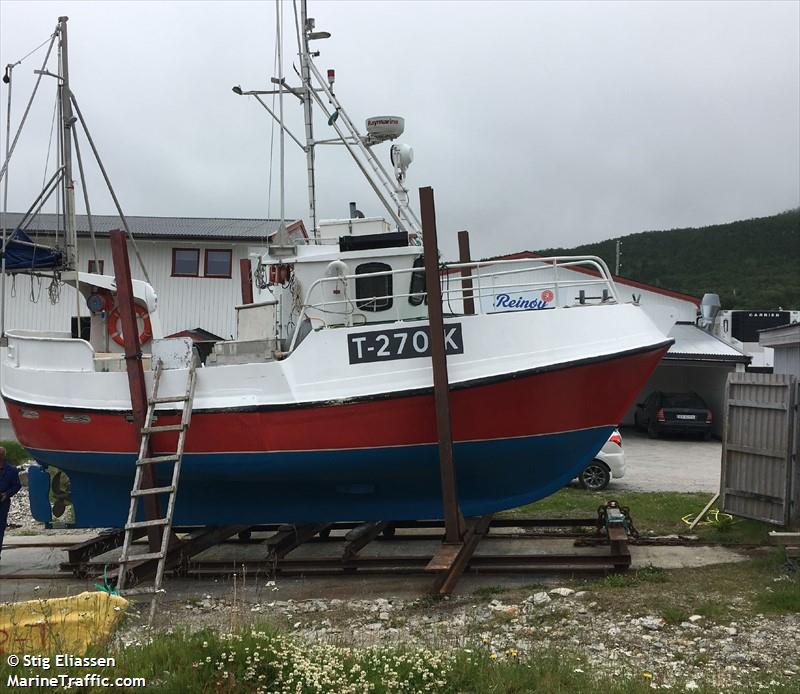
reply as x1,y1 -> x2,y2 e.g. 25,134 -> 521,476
0,447 -> 22,561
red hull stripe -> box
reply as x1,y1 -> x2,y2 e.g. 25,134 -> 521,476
5,344 -> 668,455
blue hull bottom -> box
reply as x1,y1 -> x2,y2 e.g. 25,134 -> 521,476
27,426 -> 613,527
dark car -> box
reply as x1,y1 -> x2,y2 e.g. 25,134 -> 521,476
634,391 -> 713,439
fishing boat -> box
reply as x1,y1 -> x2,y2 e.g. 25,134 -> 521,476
0,7 -> 671,528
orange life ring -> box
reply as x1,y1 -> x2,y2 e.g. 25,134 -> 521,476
107,304 -> 153,347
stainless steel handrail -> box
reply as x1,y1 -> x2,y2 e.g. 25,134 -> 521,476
287,256 -> 620,352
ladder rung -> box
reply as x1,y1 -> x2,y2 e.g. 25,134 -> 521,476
123,551 -> 165,563
142,424 -> 186,434
131,485 -> 175,497
149,395 -> 190,404
138,455 -> 180,465
126,518 -> 170,529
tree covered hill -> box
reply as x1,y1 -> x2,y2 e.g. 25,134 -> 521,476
536,209 -> 800,310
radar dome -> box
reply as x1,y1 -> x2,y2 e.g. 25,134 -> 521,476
365,116 -> 404,144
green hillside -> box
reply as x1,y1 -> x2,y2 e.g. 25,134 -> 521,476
536,209 -> 800,310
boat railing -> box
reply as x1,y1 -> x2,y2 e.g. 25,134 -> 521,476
288,255 -> 619,352
4,329 -> 96,372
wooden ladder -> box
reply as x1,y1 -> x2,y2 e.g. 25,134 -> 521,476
116,358 -> 197,622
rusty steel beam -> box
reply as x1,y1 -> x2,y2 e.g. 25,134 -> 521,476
429,514 -> 493,595
457,230 -> 475,316
419,186 -> 464,545
239,258 -> 253,304
110,228 -> 162,552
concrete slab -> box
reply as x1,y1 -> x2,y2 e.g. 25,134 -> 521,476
0,534 -> 751,603
611,428 -> 721,493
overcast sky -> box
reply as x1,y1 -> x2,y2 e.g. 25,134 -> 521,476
1,0 -> 798,259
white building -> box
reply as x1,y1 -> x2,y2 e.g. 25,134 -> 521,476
1,213 -> 305,338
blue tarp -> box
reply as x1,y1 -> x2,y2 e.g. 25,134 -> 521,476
3,228 -> 62,270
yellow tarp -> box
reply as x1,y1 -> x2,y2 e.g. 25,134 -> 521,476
0,591 -> 128,655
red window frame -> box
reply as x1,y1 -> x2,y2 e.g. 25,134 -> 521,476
203,248 -> 232,279
87,259 -> 104,274
171,248 -> 200,277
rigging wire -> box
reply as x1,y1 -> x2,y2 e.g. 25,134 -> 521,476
292,0 -> 303,58
47,271 -> 62,305
265,15 -> 280,228
1,29 -> 58,336
28,272 -> 42,303
71,124 -> 99,265
41,90 -> 59,191
0,30 -> 58,184
6,34 -> 55,70
69,93 -> 151,285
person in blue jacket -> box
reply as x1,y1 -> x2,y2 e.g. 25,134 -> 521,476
0,446 -> 22,561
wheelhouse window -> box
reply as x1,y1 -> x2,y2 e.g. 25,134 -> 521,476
172,248 -> 200,277
356,262 -> 393,312
87,259 -> 104,274
408,256 -> 426,306
204,249 -> 232,278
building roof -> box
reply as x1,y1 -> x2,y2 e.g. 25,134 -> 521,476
758,321 -> 800,347
0,213 -> 303,242
664,322 -> 750,363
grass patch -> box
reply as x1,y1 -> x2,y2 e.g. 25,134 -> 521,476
660,606 -> 689,625
473,585 -> 509,599
502,488 -> 771,545
594,565 -> 669,589
1,440 -> 32,464
755,578 -> 800,614
1,626 -> 793,693
693,599 -> 730,621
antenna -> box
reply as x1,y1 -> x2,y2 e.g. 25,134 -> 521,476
233,0 -> 422,241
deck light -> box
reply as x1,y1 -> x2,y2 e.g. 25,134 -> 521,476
232,85 -> 243,95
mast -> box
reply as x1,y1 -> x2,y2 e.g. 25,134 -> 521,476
58,17 -> 78,273
276,1 -> 285,238
58,16 -> 81,332
299,0 -> 317,240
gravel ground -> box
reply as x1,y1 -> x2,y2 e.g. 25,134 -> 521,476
612,429 -> 721,493
116,587 -> 799,692
5,487 -> 39,533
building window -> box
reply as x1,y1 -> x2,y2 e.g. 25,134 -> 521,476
87,259 -> 104,274
172,248 -> 200,277
204,249 -> 232,278
356,262 -> 393,312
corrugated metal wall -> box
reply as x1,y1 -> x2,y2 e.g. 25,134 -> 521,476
1,239 -> 250,338
720,372 -> 798,527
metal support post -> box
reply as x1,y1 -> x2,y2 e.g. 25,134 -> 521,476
419,186 -> 463,544
109,229 -> 161,552
457,230 -> 475,316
